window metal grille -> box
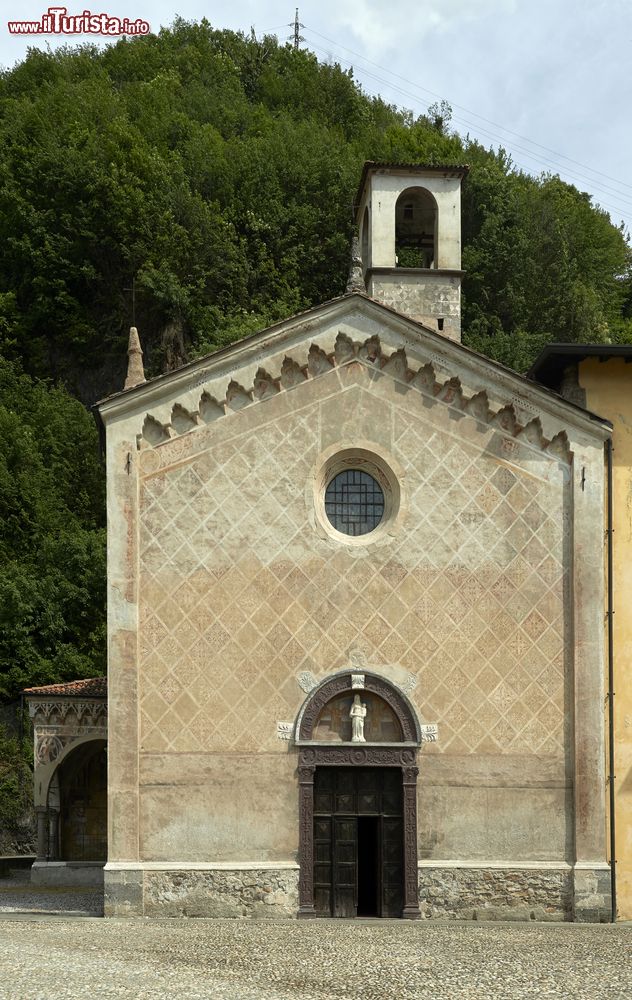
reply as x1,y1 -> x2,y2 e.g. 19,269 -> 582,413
324,470 -> 384,536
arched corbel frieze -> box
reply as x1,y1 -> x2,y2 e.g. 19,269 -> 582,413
139,333 -> 575,468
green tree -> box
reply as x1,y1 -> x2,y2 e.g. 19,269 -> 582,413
0,721 -> 32,853
0,359 -> 105,700
0,22 -> 629,388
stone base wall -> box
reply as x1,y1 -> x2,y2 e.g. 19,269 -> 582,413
105,867 -> 299,918
418,867 -> 572,921
104,867 -> 143,916
573,867 -> 612,923
104,865 -> 610,921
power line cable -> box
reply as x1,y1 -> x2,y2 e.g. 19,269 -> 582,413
255,21 -> 632,226
356,59 -> 632,217
304,37 -> 632,228
307,37 -> 632,212
303,25 -> 632,197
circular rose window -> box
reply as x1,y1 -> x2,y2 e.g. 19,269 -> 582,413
324,469 -> 385,536
312,447 -> 403,546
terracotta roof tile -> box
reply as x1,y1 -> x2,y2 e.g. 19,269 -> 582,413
23,677 -> 107,698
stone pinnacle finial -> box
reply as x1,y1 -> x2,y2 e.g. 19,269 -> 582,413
124,326 -> 146,390
346,234 -> 365,294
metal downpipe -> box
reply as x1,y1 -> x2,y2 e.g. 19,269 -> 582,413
606,437 -> 616,922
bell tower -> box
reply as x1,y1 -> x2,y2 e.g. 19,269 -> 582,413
355,162 -> 468,342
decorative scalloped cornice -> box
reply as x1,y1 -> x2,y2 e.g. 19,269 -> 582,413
139,332 -> 572,463
28,699 -> 107,719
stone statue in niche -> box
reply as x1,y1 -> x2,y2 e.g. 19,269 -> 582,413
313,692 -> 402,743
349,694 -> 367,742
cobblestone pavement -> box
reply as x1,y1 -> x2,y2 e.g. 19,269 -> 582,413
0,915 -> 630,1000
0,871 -> 102,916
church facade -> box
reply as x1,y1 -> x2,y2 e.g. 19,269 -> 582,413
94,164 -> 612,920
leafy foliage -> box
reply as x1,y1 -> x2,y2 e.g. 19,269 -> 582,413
0,20 -> 630,721
461,149 -> 631,360
0,719 -> 33,852
0,359 -> 105,700
0,20 -> 627,396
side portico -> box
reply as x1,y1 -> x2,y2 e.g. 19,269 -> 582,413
24,677 -> 107,886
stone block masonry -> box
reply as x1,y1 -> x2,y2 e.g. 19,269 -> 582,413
105,864 -> 592,921
369,272 -> 461,340
572,866 -> 612,923
418,867 -> 572,921
144,869 -> 298,918
106,867 -> 299,918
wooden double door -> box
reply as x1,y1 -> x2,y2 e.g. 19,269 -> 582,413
313,767 -> 404,917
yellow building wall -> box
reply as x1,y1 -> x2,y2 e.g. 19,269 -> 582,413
579,358 -> 632,919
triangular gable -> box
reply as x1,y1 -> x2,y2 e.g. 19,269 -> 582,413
98,294 -> 610,460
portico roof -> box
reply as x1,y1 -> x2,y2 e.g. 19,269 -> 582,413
23,677 -> 107,699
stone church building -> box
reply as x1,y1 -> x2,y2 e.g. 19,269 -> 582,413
28,163 -> 614,920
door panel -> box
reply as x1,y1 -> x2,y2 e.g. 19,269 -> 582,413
334,770 -> 355,813
333,817 -> 357,917
313,768 -> 404,918
313,816 -> 332,916
381,816 -> 404,917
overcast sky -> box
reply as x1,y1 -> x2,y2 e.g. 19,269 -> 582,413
2,1 -> 631,235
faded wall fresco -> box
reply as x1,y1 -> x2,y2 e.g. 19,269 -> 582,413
137,362 -> 569,761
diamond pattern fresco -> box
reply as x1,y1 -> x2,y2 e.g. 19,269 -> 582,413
138,370 -> 568,757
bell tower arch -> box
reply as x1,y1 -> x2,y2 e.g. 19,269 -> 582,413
354,161 -> 468,341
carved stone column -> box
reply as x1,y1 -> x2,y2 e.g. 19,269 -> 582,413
48,808 -> 60,861
401,765 -> 421,919
35,806 -> 48,862
297,763 -> 316,918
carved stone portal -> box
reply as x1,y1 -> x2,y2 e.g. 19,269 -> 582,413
297,746 -> 420,920
297,672 -> 421,920
298,671 -> 420,744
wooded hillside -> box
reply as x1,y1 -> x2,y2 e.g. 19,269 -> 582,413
0,19 -> 630,705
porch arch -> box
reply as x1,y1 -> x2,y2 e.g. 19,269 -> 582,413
34,733 -> 106,809
34,736 -> 107,863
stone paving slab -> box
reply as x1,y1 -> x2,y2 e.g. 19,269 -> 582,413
0,917 -> 630,1000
